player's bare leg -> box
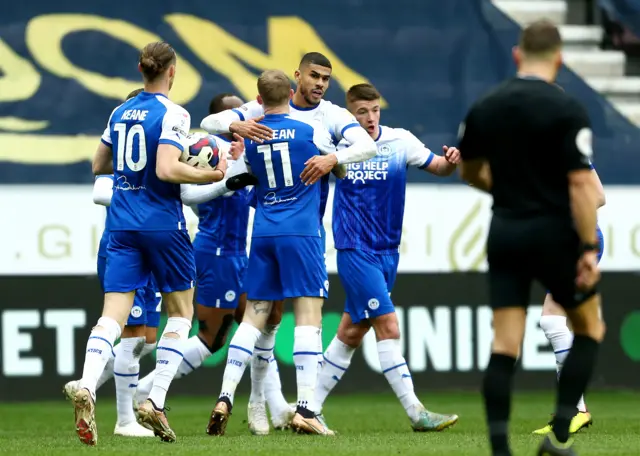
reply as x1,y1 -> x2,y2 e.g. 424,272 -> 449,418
207,299 -> 272,436
138,289 -> 194,443
534,295 -> 592,435
72,291 -> 133,446
290,297 -> 334,436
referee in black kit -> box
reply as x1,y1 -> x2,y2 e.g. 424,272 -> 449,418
457,20 -> 605,456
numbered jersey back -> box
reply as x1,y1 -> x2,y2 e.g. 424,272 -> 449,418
102,92 -> 191,231
244,114 -> 322,238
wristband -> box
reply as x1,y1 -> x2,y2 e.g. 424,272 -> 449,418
581,243 -> 599,253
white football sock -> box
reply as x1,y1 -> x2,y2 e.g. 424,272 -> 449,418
378,338 -> 421,421
540,315 -> 587,412
317,328 -> 324,375
313,336 -> 356,413
176,336 -> 212,379
136,370 -> 155,403
133,344 -> 158,403
96,344 -> 118,390
142,342 -> 156,358
293,326 -> 321,411
79,316 -> 121,398
264,356 -> 291,418
148,317 -> 191,410
219,322 -> 261,405
114,336 -> 145,425
250,326 -> 277,403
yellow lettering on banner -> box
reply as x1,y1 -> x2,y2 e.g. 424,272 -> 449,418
39,225 -> 71,259
0,133 -> 96,164
166,15 -> 387,107
25,14 -> 201,105
0,38 -> 48,131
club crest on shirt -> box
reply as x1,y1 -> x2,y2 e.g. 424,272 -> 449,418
377,144 -> 392,157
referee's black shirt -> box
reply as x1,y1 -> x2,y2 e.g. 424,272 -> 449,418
458,77 -> 594,220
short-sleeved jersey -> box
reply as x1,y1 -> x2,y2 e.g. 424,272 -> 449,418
102,92 -> 191,231
233,99 -> 360,220
244,114 -> 332,237
458,77 -> 593,219
333,126 -> 434,253
196,135 -> 251,254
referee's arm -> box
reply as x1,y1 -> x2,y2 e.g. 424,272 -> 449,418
563,101 -> 599,245
457,112 -> 492,192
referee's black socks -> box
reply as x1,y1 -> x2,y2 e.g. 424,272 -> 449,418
553,334 -> 600,443
482,353 -> 517,456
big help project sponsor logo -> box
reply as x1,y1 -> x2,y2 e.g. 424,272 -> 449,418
1,185 -> 640,275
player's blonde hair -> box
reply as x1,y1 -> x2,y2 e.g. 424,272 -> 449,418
257,70 -> 291,108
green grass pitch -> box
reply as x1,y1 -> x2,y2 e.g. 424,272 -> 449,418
0,391 -> 637,455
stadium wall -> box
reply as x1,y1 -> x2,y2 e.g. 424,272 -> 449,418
0,185 -> 638,401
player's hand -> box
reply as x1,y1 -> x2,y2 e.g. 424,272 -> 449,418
300,154 -> 338,185
576,251 -> 600,290
213,149 -> 228,181
229,117 -> 273,143
443,145 -> 461,164
229,133 -> 245,160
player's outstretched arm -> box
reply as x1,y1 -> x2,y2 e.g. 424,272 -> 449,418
201,101 -> 272,143
335,126 -> 377,163
92,175 -> 113,206
422,145 -> 461,176
301,125 -> 375,185
179,159 -> 250,205
157,144 -> 226,184
92,142 -> 113,175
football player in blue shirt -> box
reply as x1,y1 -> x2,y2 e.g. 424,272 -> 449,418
201,54 -> 375,431
74,42 -> 226,446
206,70 -> 340,437
63,88 -> 158,439
312,83 -> 460,432
131,95 -> 295,434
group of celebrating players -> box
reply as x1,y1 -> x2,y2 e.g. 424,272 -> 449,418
63,21 -> 604,456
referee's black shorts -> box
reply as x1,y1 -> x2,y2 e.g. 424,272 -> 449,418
487,215 -> 592,310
